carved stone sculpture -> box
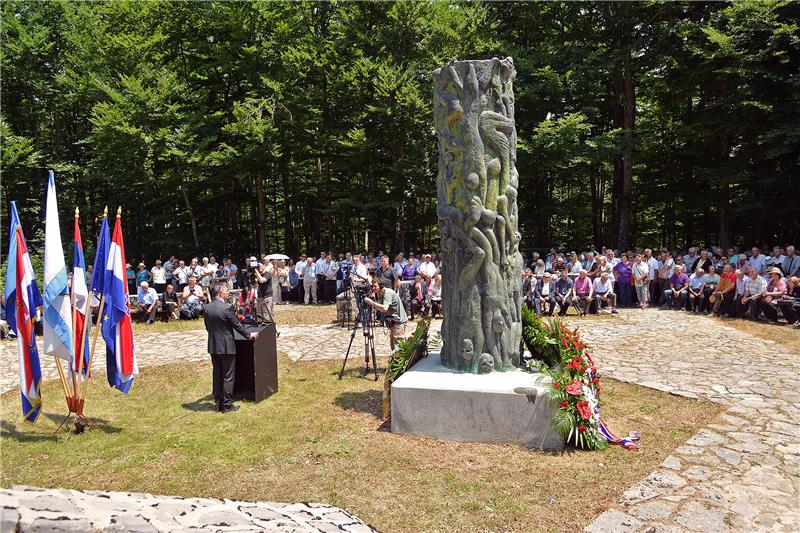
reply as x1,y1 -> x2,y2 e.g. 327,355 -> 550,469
434,57 -> 523,373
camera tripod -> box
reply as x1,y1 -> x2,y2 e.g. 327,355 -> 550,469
338,292 -> 379,380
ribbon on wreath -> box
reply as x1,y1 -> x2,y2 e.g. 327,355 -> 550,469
598,418 -> 640,450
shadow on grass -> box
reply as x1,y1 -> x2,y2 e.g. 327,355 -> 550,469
1,411 -> 122,441
181,394 -> 217,412
332,366 -> 386,380
334,389 -> 383,419
40,412 -> 122,434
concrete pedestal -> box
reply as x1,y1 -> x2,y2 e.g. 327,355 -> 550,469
391,353 -> 564,450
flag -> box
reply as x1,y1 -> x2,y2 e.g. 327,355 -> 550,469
101,212 -> 137,393
42,171 -> 74,362
72,213 -> 90,375
4,202 -> 44,422
90,211 -> 110,295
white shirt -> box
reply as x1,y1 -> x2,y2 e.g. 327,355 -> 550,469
175,266 -> 189,284
749,254 -> 766,275
151,266 -> 166,284
646,257 -> 660,280
302,263 -> 317,282
352,263 -> 369,284
418,261 -> 437,279
593,278 -> 611,294
295,261 -> 306,277
540,282 -> 551,296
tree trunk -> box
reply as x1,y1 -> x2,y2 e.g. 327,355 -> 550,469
179,184 -> 199,248
255,174 -> 266,255
281,160 -> 296,257
616,3 -> 635,251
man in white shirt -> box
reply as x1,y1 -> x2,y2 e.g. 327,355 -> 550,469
593,272 -> 618,314
151,259 -> 167,294
175,260 -> 189,291
748,246 -> 766,275
644,248 -> 660,304
302,257 -> 318,305
351,255 -> 370,286
181,276 -> 205,319
784,245 -> 799,278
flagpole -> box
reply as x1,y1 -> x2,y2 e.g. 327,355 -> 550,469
80,206 -> 111,401
70,250 -> 79,402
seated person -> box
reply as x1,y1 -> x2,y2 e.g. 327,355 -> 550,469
700,265 -> 720,313
662,265 -> 688,310
761,268 -> 787,323
571,269 -> 593,316
777,276 -> 800,325
534,272 -> 556,316
160,283 -> 181,321
137,281 -> 159,324
593,272 -> 618,314
554,271 -> 573,316
687,268 -> 706,312
181,276 -> 206,319
741,266 -> 767,319
428,273 -> 442,318
522,268 -> 535,310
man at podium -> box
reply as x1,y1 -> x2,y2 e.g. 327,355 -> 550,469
204,281 -> 258,412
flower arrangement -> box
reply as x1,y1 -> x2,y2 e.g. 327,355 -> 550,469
382,319 -> 430,418
522,308 -> 610,450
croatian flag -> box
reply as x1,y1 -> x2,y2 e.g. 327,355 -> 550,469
42,171 -> 74,363
101,213 -> 137,393
72,214 -> 90,375
4,202 -> 44,422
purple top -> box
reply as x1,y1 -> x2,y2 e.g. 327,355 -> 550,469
669,273 -> 689,289
613,261 -> 632,285
402,264 -> 417,281
574,277 -> 591,295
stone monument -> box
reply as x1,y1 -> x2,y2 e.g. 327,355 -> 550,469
390,58 -> 563,451
433,57 -> 523,374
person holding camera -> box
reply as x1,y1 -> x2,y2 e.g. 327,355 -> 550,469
253,262 -> 275,323
363,277 -> 407,350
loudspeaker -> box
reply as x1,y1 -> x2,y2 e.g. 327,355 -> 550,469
233,322 -> 278,402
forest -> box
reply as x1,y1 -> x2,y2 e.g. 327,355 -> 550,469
2,0 -> 799,262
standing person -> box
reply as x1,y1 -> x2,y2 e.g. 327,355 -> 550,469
163,256 -> 175,290
223,258 -> 239,289
612,254 -> 633,308
136,262 -> 151,288
175,260 -> 189,293
288,259 -> 300,302
126,263 -> 136,295
783,245 -> 799,278
363,278 -> 407,350
658,251 -> 675,302
748,247 -> 766,276
644,249 -> 660,305
254,262 -> 275,323
277,260 -> 290,304
302,256 -> 318,305
632,254 -> 650,308
204,282 -> 258,413
270,260 -> 282,306
376,255 -> 400,289
151,259 -> 167,294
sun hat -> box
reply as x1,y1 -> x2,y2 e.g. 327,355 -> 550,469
769,267 -> 783,276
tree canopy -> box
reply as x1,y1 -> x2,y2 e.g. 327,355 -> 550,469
2,0 -> 798,262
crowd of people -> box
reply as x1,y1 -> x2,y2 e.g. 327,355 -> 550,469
522,244 -> 799,326
105,242 -> 798,329
121,251 -> 445,326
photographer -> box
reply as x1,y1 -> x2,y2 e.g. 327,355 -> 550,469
253,262 -> 275,323
363,277 -> 407,350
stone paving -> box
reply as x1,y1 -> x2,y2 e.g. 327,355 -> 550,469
0,485 -> 376,532
574,309 -> 800,533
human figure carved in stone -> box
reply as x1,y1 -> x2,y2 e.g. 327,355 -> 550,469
434,57 -> 522,374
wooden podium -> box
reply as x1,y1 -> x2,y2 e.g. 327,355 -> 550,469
233,322 -> 278,402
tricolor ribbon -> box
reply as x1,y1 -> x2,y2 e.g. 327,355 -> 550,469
598,418 -> 640,450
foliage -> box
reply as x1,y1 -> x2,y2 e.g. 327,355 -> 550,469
383,318 -> 429,418
1,1 -> 798,260
520,305 -> 560,368
526,319 -> 608,450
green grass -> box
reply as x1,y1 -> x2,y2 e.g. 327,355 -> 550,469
1,356 -> 723,532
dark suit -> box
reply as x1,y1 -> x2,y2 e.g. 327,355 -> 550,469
534,279 -> 557,316
203,298 -> 251,410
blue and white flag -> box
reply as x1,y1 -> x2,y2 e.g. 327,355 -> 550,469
42,170 -> 74,362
